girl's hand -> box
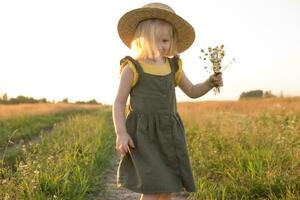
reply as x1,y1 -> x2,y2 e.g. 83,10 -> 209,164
115,132 -> 135,158
208,72 -> 223,88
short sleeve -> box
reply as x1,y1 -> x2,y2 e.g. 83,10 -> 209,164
120,59 -> 138,87
175,58 -> 183,86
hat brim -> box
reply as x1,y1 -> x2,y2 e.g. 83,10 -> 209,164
118,7 -> 195,53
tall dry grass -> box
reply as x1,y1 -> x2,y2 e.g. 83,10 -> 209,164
178,98 -> 300,199
178,97 -> 300,138
0,103 -> 103,120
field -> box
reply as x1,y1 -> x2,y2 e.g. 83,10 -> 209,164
178,98 -> 300,199
0,98 -> 299,199
0,103 -> 103,120
0,103 -> 115,200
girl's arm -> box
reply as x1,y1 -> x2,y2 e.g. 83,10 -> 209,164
178,70 -> 222,98
112,64 -> 132,136
112,64 -> 136,157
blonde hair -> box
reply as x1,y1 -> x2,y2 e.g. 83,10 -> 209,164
131,19 -> 178,60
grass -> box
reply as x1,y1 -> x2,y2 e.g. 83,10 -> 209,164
0,106 -> 115,200
0,103 -> 104,151
178,98 -> 300,199
0,103 -> 102,120
1,98 -> 300,199
0,109 -> 100,151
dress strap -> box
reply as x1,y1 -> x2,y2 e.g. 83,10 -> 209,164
168,55 -> 180,83
120,56 -> 144,75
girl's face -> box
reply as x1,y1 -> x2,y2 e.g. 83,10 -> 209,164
155,25 -> 172,57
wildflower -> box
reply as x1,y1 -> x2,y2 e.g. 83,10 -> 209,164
200,44 -> 235,94
48,156 -> 54,160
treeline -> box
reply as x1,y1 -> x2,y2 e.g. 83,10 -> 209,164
61,98 -> 101,105
239,90 -> 278,100
0,93 -> 101,105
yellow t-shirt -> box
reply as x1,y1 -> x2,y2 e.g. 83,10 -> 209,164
120,58 -> 183,87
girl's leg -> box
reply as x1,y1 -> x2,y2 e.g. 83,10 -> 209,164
139,194 -> 160,200
159,193 -> 172,200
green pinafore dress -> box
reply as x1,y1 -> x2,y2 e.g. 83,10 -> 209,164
117,56 -> 196,194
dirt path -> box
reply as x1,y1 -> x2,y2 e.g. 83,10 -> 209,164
95,153 -> 192,200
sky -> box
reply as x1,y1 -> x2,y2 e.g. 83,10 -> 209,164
0,0 -> 300,105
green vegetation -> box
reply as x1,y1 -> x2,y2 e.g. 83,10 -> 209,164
2,98 -> 300,199
0,93 -> 102,104
0,109 -> 97,150
239,90 -> 277,99
182,100 -> 300,199
0,108 -> 115,200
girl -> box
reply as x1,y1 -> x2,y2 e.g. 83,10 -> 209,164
113,3 -> 223,200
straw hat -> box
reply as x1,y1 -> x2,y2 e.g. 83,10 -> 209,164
117,2 -> 195,53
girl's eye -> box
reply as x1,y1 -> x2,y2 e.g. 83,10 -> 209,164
162,39 -> 169,43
